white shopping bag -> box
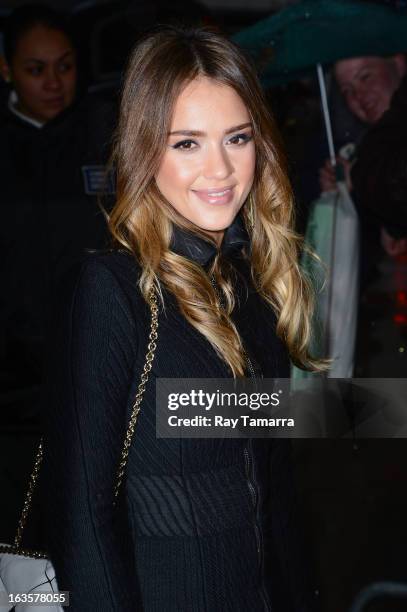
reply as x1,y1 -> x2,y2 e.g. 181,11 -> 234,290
292,181 -> 359,380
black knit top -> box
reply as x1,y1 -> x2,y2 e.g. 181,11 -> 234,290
42,219 -> 316,611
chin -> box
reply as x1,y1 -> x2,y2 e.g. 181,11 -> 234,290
194,214 -> 238,234
39,112 -> 57,122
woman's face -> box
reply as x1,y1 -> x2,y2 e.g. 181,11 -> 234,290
6,24 -> 77,123
155,77 -> 256,245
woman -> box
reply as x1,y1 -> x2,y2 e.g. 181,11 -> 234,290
0,4 -> 77,125
43,26 -> 322,612
0,4 -> 114,402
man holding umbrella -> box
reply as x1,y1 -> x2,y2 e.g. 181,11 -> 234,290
319,53 -> 407,257
234,0 -> 407,255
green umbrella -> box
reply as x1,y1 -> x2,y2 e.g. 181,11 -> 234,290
233,0 -> 407,87
233,1 -> 401,379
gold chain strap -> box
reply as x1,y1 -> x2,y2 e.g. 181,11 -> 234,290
14,440 -> 44,551
0,286 -> 159,558
114,286 -> 159,502
0,441 -> 48,559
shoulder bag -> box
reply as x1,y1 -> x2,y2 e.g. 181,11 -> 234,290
0,287 -> 158,612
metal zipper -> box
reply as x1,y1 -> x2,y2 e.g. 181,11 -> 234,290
211,274 -> 270,608
244,442 -> 272,611
245,352 -> 256,379
210,274 -> 226,310
210,274 -> 257,379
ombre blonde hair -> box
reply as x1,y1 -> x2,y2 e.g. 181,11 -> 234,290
109,26 -> 325,376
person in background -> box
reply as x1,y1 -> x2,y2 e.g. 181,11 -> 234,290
349,56 -> 407,256
0,4 -> 77,125
319,54 -> 407,259
0,4 -> 115,410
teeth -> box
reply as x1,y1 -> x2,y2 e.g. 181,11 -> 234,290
208,190 -> 229,196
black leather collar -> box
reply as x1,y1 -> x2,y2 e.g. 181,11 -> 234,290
170,214 -> 250,267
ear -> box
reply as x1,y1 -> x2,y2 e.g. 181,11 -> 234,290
0,55 -> 11,83
392,53 -> 407,79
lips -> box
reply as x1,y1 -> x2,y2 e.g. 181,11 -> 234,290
361,99 -> 378,120
43,97 -> 64,107
364,102 -> 376,113
192,186 -> 235,205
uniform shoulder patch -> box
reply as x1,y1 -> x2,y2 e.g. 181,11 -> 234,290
82,165 -> 115,196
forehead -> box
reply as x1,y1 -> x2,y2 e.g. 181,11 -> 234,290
170,77 -> 250,129
334,56 -> 387,83
14,25 -> 74,60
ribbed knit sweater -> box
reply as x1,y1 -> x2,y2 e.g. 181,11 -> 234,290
42,222 -> 316,611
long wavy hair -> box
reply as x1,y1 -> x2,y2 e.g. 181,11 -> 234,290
109,26 -> 325,376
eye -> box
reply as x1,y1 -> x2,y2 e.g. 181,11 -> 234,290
227,133 -> 253,146
58,62 -> 73,74
27,65 -> 43,76
172,139 -> 198,151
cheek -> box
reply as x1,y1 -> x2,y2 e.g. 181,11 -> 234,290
63,70 -> 77,95
236,148 -> 256,189
377,77 -> 394,102
156,155 -> 199,196
15,77 -> 43,103
347,97 -> 365,120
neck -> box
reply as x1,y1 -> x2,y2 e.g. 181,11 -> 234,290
8,91 -> 44,128
203,228 -> 224,247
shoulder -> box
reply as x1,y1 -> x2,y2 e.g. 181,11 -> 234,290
56,249 -> 146,334
359,81 -> 407,152
385,77 -> 407,125
50,250 -> 147,370
77,249 -> 142,290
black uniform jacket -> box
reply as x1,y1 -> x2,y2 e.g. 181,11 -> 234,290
42,219 -> 316,611
0,94 -> 114,390
352,77 -> 407,239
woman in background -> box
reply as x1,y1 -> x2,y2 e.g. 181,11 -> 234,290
0,4 -> 114,408
0,3 -> 77,125
43,26 -> 323,611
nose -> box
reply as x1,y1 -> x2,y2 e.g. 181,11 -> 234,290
354,82 -> 369,104
202,143 -> 233,181
43,67 -> 62,91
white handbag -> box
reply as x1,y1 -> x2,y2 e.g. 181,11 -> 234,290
0,547 -> 61,612
0,287 -> 158,611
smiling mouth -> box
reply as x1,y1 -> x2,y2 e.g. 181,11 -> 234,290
194,186 -> 234,195
192,187 -> 235,205
363,101 -> 377,114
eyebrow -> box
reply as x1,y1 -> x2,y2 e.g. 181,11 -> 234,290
22,50 -> 74,64
339,66 -> 371,87
168,122 -> 252,137
354,66 -> 371,78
